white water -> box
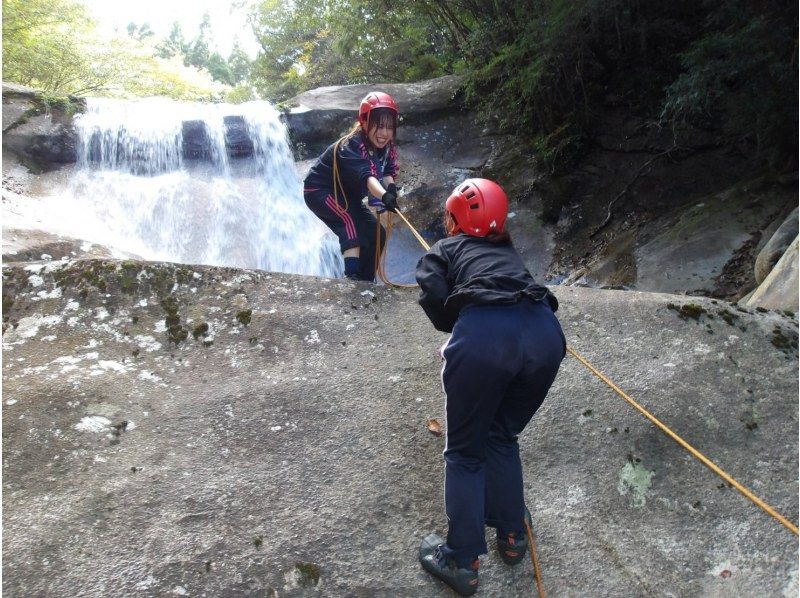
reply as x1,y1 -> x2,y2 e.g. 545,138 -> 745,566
18,97 -> 341,277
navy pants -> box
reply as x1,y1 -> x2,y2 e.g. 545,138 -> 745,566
440,299 -> 565,566
304,188 -> 385,281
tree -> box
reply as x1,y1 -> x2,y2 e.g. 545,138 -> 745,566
228,40 -> 252,84
2,0 -> 100,93
3,0 -> 230,100
247,0 -> 449,100
155,22 -> 188,59
184,12 -> 212,70
126,22 -> 154,41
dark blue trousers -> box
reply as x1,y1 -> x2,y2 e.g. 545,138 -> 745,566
439,299 -> 565,566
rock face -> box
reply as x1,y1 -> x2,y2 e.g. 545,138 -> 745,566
2,259 -> 797,597
2,78 -> 796,305
746,236 -> 799,312
2,84 -> 84,173
755,208 -> 798,284
284,74 -> 466,142
563,178 -> 797,301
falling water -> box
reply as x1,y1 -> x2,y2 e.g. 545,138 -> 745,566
29,97 -> 341,277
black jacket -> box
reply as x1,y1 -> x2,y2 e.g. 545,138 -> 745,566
415,234 -> 557,333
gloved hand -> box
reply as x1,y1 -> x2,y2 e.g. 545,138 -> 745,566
381,189 -> 399,213
385,183 -> 398,197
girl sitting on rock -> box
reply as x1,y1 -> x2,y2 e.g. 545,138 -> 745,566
415,178 -> 566,596
303,92 -> 400,281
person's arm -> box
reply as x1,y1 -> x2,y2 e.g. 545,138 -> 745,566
366,176 -> 398,213
366,176 -> 388,199
416,245 -> 457,333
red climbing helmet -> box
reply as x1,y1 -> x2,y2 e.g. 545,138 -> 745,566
358,92 -> 399,130
445,178 -> 508,237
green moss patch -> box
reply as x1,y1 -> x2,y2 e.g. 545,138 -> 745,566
192,322 -> 209,339
666,302 -> 707,320
161,295 -> 188,345
294,562 -> 321,587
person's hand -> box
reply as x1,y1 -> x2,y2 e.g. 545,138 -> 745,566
386,183 -> 398,197
381,189 -> 399,213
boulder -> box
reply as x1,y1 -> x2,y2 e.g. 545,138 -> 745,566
284,74 -> 466,143
2,83 -> 85,172
2,83 -> 39,132
755,207 -> 798,284
745,235 -> 799,312
181,119 -> 212,160
222,115 -> 254,157
2,260 -> 797,596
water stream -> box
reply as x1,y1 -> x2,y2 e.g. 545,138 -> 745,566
18,97 -> 342,277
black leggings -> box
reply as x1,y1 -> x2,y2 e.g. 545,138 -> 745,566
304,188 -> 386,281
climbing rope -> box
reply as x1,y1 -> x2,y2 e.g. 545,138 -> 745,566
374,211 -> 418,288
373,208 -> 433,288
566,345 -> 799,536
524,516 -> 546,598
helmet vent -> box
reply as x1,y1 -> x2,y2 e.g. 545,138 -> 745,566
469,203 -> 480,210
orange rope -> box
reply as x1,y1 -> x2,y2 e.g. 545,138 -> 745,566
524,516 -> 546,598
567,345 -> 798,536
374,211 -> 418,288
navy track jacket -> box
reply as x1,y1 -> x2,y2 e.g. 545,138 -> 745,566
304,132 -> 399,205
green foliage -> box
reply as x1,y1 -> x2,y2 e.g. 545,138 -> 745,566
126,22 -> 154,41
225,84 -> 256,104
661,0 -> 798,169
247,0 -> 450,100
3,0 -> 240,100
2,0 -> 100,94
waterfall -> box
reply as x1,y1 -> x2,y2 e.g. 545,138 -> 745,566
35,97 -> 342,277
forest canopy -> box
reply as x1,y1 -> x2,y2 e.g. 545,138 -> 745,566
2,0 -> 797,171
2,0 -> 249,100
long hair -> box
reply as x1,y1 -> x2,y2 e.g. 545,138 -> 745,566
345,107 -> 397,150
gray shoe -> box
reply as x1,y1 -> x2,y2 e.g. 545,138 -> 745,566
497,508 -> 532,566
419,533 -> 479,596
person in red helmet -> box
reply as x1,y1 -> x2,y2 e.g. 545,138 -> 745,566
415,178 -> 566,596
303,91 -> 401,281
